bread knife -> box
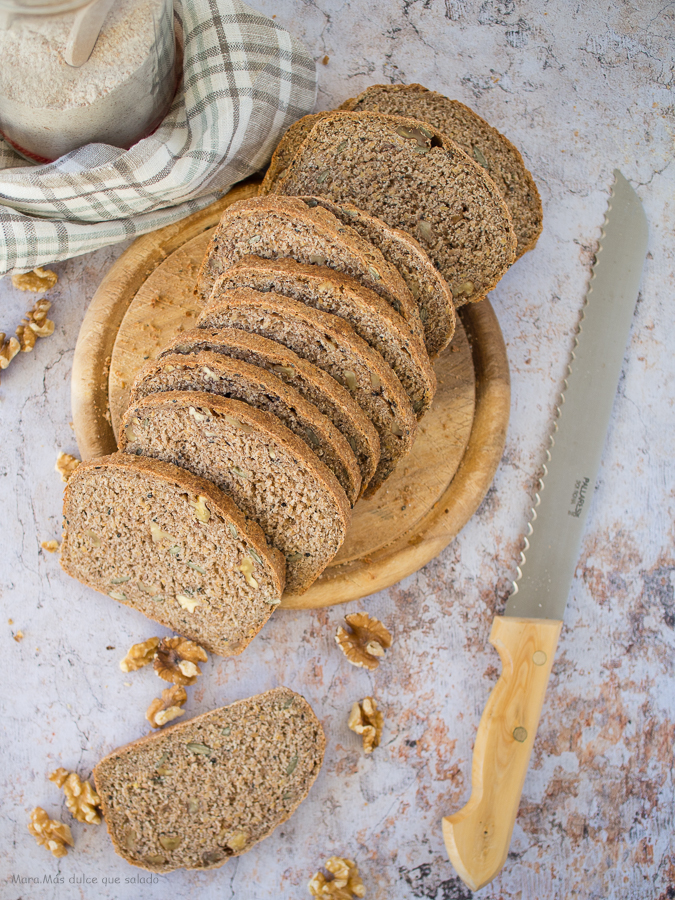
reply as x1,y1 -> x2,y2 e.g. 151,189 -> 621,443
442,170 -> 648,890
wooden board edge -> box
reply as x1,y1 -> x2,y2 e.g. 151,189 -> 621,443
71,179 -> 261,461
279,300 -> 510,609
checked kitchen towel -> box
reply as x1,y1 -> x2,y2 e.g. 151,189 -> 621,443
0,0 -> 316,276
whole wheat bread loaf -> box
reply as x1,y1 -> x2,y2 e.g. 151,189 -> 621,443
94,687 -> 324,872
120,392 -> 350,594
162,328 -> 380,495
216,255 -> 436,416
128,351 -> 360,506
197,287 -> 417,492
299,198 -> 455,357
193,196 -> 425,349
60,454 -> 285,656
340,83 -> 542,259
271,111 -> 517,303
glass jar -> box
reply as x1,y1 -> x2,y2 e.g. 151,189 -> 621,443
0,0 -> 177,162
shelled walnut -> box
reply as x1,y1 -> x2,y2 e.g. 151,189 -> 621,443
0,333 -> 20,371
146,684 -> 188,728
15,298 -> 55,352
308,856 -> 366,898
55,452 -> 80,483
154,636 -> 208,685
119,636 -> 160,673
49,768 -> 102,824
28,807 -> 74,858
335,612 -> 392,670
348,697 -> 383,754
12,267 -> 58,292
41,539 -> 60,553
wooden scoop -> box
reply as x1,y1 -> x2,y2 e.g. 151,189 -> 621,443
65,0 -> 116,67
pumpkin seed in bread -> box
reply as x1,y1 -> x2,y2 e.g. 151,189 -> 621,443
198,287 -> 417,493
272,111 -> 517,303
217,255 -> 436,416
60,454 -> 285,657
340,83 -> 542,260
128,351 -> 361,506
163,327 -> 380,495
93,687 -> 324,872
120,392 -> 350,594
193,195 -> 425,350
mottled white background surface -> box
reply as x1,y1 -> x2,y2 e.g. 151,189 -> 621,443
2,1 -> 674,898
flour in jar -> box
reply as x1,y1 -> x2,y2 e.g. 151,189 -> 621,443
0,0 -> 169,110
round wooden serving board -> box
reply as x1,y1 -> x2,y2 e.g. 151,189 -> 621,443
72,179 -> 510,610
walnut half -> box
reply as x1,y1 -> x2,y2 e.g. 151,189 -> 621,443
146,685 -> 188,728
28,807 -> 74,858
308,856 -> 366,898
154,636 -> 208,685
119,636 -> 160,672
348,697 -> 384,754
49,768 -> 102,824
55,452 -> 80,483
335,612 -> 392,670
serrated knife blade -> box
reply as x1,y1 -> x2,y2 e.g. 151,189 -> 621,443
442,171 -> 648,891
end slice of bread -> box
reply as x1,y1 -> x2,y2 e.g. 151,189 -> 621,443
94,687 -> 325,872
60,454 -> 285,656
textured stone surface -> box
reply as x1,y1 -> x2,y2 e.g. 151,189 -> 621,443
1,1 -> 674,897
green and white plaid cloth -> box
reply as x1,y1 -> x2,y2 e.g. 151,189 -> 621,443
0,0 -> 316,275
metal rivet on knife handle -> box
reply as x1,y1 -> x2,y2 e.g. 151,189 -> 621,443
513,726 -> 528,743
532,651 -> 547,666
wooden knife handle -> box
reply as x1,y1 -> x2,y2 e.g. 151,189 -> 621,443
442,616 -> 562,891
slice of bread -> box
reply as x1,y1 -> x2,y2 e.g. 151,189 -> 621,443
216,255 -> 436,416
300,198 -> 455,358
340,83 -> 542,259
120,392 -> 350,594
163,327 -> 380,495
93,687 -> 325,872
271,111 -> 517,303
128,352 -> 361,506
60,454 -> 285,656
193,195 -> 426,350
198,287 -> 417,493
